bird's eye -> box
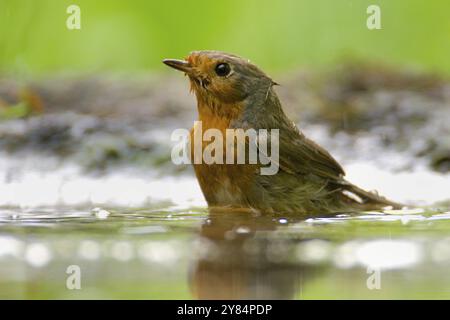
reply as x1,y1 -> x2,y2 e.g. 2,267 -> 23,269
215,63 -> 231,77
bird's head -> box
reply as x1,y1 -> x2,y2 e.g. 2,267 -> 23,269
163,51 -> 276,116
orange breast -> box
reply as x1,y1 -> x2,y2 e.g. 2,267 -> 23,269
189,108 -> 257,207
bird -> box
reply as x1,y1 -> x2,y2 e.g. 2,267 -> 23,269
163,51 -> 403,214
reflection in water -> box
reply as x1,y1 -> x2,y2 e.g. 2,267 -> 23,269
189,210 -> 324,299
1,207 -> 450,298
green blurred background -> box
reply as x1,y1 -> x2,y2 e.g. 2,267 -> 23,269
0,0 -> 449,75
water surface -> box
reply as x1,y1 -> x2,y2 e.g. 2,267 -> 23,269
1,204 -> 450,299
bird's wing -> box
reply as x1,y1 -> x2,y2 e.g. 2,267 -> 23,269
257,121 -> 345,181
279,127 -> 345,180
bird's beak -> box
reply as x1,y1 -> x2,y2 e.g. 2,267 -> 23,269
163,59 -> 192,74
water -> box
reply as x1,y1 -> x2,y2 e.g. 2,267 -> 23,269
1,205 -> 450,299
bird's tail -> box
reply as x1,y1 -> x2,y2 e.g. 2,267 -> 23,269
340,180 -> 404,210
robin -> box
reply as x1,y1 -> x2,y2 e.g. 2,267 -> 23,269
163,51 -> 402,214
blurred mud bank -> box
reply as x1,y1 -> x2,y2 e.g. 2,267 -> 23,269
0,63 -> 449,208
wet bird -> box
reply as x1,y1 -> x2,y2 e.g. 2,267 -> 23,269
163,51 -> 402,214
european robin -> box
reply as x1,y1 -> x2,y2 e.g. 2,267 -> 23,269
163,51 -> 402,214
